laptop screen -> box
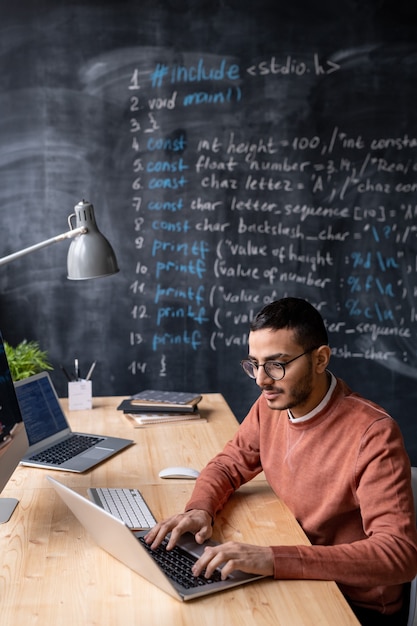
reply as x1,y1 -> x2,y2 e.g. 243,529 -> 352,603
15,375 -> 67,445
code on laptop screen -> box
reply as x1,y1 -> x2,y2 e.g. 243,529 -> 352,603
15,376 -> 68,446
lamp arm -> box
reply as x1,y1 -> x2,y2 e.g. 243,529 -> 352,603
0,227 -> 87,267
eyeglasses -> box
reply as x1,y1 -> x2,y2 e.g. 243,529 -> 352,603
240,347 -> 319,381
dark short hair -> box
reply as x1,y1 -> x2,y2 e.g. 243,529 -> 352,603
250,297 -> 328,348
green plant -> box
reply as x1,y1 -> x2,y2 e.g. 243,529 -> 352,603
4,339 -> 53,381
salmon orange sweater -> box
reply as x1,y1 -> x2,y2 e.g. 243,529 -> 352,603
185,377 -> 417,615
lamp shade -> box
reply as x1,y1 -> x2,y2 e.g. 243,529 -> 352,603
67,200 -> 119,280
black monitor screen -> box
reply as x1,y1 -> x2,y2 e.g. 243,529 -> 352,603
0,336 -> 23,445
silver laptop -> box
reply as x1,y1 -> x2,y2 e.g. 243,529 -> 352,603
47,476 -> 265,601
15,372 -> 133,472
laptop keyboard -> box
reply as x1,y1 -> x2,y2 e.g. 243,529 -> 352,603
89,487 -> 157,530
138,536 -> 222,589
29,434 -> 104,465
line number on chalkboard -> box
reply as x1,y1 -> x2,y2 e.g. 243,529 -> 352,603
132,177 -> 143,190
130,118 -> 141,132
130,281 -> 146,294
135,217 -> 144,231
131,305 -> 148,319
129,332 -> 143,346
130,96 -> 140,111
133,158 -> 144,172
128,362 -> 147,375
128,69 -> 141,90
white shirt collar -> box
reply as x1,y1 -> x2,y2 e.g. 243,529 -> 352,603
287,372 -> 336,423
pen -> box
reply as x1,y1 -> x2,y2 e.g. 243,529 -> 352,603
74,358 -> 80,380
85,361 -> 96,381
60,365 -> 73,382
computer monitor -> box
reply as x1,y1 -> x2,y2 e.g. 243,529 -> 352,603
0,333 -> 29,523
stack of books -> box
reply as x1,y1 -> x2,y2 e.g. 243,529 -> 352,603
117,390 -> 203,427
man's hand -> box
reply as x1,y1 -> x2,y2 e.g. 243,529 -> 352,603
192,542 -> 274,580
145,510 -> 274,581
144,509 -> 213,550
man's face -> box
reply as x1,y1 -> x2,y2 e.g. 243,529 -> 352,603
247,327 -> 324,417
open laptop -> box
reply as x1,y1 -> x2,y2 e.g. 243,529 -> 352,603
15,372 -> 133,472
47,476 -> 266,601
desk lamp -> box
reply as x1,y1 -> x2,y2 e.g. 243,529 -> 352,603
0,200 -> 119,279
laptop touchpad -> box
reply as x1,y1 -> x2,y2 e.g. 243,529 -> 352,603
83,448 -> 112,459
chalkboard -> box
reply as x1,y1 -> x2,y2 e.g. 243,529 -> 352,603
0,1 -> 416,463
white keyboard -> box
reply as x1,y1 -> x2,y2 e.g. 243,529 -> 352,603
88,487 -> 157,530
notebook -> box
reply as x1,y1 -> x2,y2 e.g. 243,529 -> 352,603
117,389 -> 202,414
47,476 -> 266,601
15,372 -> 133,472
123,411 -> 204,427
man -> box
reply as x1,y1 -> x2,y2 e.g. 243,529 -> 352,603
146,297 -> 417,625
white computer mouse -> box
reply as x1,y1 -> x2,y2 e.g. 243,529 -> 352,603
158,466 -> 200,479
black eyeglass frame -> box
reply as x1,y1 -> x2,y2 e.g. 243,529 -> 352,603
240,346 -> 320,381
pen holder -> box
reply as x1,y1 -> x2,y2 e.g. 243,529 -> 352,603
68,380 -> 92,410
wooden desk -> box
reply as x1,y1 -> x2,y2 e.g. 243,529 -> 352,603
0,395 -> 359,625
